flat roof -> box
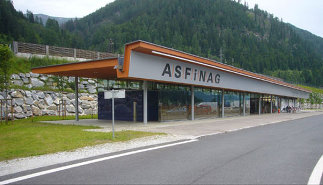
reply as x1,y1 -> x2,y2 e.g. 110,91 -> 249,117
32,40 -> 310,94
32,57 -> 118,79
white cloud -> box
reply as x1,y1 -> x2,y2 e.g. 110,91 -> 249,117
12,0 -> 115,18
244,0 -> 323,37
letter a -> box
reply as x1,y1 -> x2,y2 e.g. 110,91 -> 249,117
162,63 -> 172,77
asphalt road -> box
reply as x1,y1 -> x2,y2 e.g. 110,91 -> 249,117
3,114 -> 323,184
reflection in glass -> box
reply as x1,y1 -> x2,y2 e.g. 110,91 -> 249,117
242,93 -> 251,115
224,91 -> 241,117
158,84 -> 190,121
250,93 -> 260,114
194,88 -> 221,119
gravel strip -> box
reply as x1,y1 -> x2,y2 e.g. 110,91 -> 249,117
0,134 -> 192,177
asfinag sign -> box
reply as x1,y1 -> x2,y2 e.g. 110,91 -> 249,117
128,51 -> 309,98
128,51 -> 223,87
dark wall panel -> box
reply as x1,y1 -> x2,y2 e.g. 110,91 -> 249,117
148,91 -> 159,121
98,91 -> 143,121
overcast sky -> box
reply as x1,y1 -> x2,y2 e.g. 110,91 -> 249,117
12,0 -> 323,38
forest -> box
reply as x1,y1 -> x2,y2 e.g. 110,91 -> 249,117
0,0 -> 323,87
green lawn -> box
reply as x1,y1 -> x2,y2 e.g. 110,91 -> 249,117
0,118 -> 164,161
27,114 -> 98,122
297,85 -> 323,94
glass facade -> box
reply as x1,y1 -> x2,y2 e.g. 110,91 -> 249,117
261,95 -> 272,114
250,93 -> 260,114
224,91 -> 242,117
99,80 -> 282,122
244,93 -> 251,116
157,84 -> 191,121
272,96 -> 278,113
194,88 -> 221,119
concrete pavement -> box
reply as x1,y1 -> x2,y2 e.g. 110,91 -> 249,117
47,111 -> 323,137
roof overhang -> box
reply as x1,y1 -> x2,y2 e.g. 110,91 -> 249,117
32,58 -> 118,79
118,40 -> 311,94
31,40 -> 311,95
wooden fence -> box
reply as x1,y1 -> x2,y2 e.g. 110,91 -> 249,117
12,41 -> 116,60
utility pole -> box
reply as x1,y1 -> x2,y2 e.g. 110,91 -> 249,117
219,48 -> 223,63
107,39 -> 114,53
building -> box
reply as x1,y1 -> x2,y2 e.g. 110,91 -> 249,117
32,41 -> 311,123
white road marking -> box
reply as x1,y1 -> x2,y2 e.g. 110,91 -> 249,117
308,155 -> 323,185
195,132 -> 223,138
0,139 -> 198,185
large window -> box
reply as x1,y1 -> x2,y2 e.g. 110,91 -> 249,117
250,93 -> 260,114
194,88 -> 221,119
224,91 -> 241,117
158,84 -> 190,121
242,93 -> 251,115
261,95 -> 272,114
272,96 -> 278,113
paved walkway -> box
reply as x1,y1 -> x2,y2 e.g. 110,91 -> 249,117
46,111 -> 323,137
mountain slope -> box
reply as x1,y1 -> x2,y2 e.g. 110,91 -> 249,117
63,0 -> 323,86
289,23 -> 323,58
0,0 -> 82,47
33,14 -> 73,26
0,0 -> 322,86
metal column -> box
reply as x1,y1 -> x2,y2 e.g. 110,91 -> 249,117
191,86 -> 194,121
243,93 -> 246,116
75,76 -> 79,121
277,96 -> 279,113
258,95 -> 261,115
143,81 -> 148,125
112,90 -> 115,138
222,90 -> 225,118
270,95 -> 273,114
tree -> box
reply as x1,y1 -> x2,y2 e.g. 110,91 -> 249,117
0,44 -> 13,123
307,92 -> 322,109
26,10 -> 34,23
45,18 -> 59,32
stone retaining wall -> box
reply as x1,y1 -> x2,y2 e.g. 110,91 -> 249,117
10,72 -> 103,94
0,72 -> 101,119
0,89 -> 97,119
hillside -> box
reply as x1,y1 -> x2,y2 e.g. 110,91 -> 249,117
1,0 -> 323,87
33,14 -> 73,26
0,0 -> 82,47
289,24 -> 323,58
62,0 -> 323,87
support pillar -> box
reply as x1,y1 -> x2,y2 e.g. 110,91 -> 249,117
143,81 -> 148,125
278,97 -> 281,112
222,90 -> 225,118
270,95 -> 273,114
75,76 -> 79,121
258,95 -> 261,115
191,86 -> 194,120
243,93 -> 246,116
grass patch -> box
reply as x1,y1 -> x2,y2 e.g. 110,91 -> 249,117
298,85 -> 323,94
10,56 -> 74,74
27,115 -> 98,122
0,119 -> 164,161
